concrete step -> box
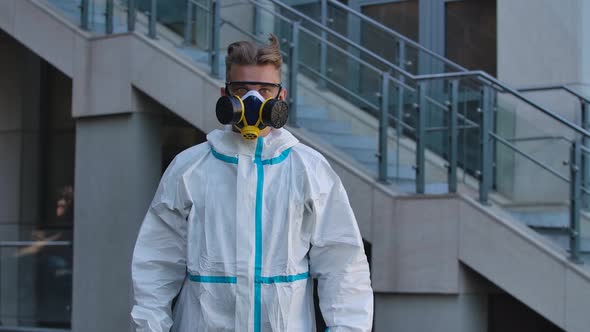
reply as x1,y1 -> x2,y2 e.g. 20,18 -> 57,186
505,208 -> 590,265
391,179 -> 449,195
534,231 -> 590,260
363,163 -> 416,180
506,209 -> 569,229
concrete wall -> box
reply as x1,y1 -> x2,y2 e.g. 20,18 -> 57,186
374,293 -> 488,332
496,0 -> 590,203
460,198 -> 590,332
497,0 -> 589,86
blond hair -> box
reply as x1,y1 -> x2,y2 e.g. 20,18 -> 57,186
225,34 -> 282,81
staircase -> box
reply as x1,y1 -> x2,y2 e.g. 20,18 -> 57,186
3,0 -> 590,330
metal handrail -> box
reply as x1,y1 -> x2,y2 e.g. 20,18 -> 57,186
190,0 -> 211,12
324,0 -> 467,72
411,70 -> 590,138
252,0 -> 408,76
489,133 -> 569,183
518,84 -> 590,104
505,135 -> 573,144
261,0 -> 590,141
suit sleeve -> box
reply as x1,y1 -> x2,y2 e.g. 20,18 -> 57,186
130,159 -> 192,332
307,158 -> 374,332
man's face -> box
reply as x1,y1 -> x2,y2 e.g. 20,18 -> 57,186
223,64 -> 287,101
223,64 -> 287,137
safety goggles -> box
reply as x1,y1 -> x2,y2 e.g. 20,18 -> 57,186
225,81 -> 283,100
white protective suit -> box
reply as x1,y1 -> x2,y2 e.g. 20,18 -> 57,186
131,127 -> 373,331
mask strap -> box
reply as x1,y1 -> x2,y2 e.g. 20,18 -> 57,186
274,87 -> 282,100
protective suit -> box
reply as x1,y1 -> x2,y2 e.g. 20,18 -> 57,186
131,127 -> 373,331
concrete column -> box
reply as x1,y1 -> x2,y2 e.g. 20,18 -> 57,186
71,111 -> 162,332
374,293 -> 488,332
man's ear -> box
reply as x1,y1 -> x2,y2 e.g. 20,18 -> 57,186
220,87 -> 226,97
280,88 -> 287,101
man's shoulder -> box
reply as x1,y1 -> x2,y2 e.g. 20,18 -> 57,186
291,143 -> 329,166
164,141 -> 211,175
175,141 -> 211,162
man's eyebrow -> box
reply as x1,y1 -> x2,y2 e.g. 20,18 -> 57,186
227,81 -> 281,86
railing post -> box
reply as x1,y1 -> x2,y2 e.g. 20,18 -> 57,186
254,1 -> 261,36
148,0 -> 157,38
570,139 -> 583,263
397,39 -> 406,68
416,81 -> 427,194
378,71 -> 391,183
287,21 -> 300,127
128,0 -> 137,32
479,84 -> 493,204
448,79 -> 459,193
581,100 -> 590,208
105,0 -> 114,34
184,0 -> 194,46
318,0 -> 328,89
210,0 -> 221,78
395,40 -> 406,180
80,0 -> 90,30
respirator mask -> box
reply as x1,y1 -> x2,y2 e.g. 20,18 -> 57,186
215,81 -> 289,140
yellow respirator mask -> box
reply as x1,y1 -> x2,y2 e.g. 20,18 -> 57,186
215,90 -> 289,140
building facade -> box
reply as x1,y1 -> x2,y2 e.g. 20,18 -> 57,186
1,0 -> 589,331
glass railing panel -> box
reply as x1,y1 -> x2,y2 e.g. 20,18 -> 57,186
88,0 -> 108,32
291,1 -> 321,22
112,0 -> 131,33
297,28 -> 322,81
284,0 -> 464,76
455,78 -> 483,181
43,0 -> 108,33
383,82 -> 419,191
498,140 -> 572,246
43,0 -> 84,27
295,33 -> 382,180
420,83 -> 449,193
494,93 -> 574,203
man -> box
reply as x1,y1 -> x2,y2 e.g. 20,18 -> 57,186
131,35 -> 373,331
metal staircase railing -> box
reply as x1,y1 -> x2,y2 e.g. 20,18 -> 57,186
42,0 -> 589,263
